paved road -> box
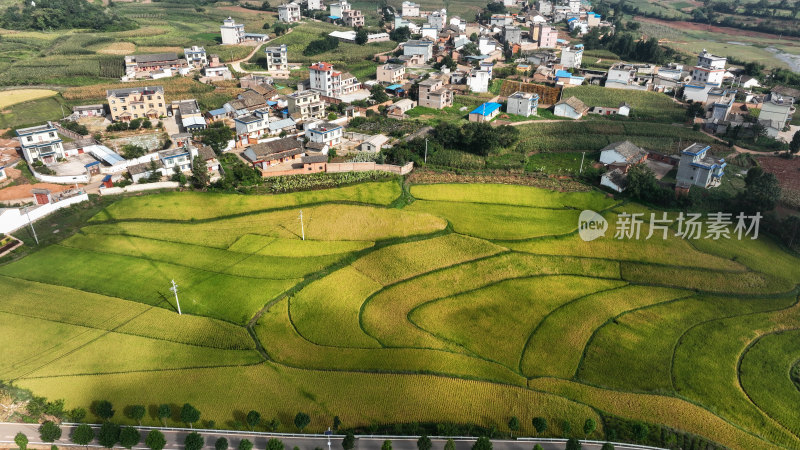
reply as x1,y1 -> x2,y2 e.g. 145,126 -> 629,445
0,423 -> 662,450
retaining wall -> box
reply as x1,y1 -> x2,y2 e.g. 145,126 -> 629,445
0,193 -> 89,234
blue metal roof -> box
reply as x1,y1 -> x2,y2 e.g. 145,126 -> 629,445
209,108 -> 227,116
555,70 -> 573,78
328,15 -> 341,19
470,102 -> 502,116
386,84 -> 403,90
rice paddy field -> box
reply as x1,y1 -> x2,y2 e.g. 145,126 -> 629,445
2,179 -> 800,450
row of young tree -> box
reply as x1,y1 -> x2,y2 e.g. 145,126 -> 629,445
21,421 -> 616,450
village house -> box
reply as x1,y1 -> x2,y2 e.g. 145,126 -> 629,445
503,26 -> 522,45
234,110 -> 270,144
195,144 -> 221,173
329,0 -> 350,19
308,62 -> 360,98
305,121 -> 344,147
589,103 -> 631,117
15,122 -> 65,164
467,69 -> 491,93
361,134 -> 389,152
204,64 -> 232,80
243,138 -> 304,169
417,78 -> 453,109
535,24 -> 558,48
599,141 -> 647,167
555,70 -> 584,86
705,88 -> 736,123
129,160 -> 164,183
676,143 -> 725,189
490,14 -> 513,27
342,8 -> 365,27
288,90 -> 326,122
469,102 -> 502,123
759,92 -> 795,138
220,17 -> 268,45
124,53 -> 188,78
377,64 -> 406,84
403,40 -> 434,63
184,46 -> 208,67
107,86 -> 167,122
506,91 -> 539,117
428,9 -> 447,30
268,117 -> 298,136
478,37 -> 497,55
278,2 -> 302,22
386,99 -> 417,118
560,44 -> 584,69
262,45 -> 289,72
171,99 -> 207,132
72,104 -> 105,118
306,0 -> 324,10
554,96 -> 589,119
402,1 -> 420,16
159,146 -> 198,173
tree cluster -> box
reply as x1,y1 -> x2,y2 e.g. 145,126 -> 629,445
107,118 -> 152,132
0,0 -> 136,31
431,122 -> 520,157
303,36 -> 339,56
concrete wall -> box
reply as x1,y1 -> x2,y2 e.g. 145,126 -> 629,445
326,161 -> 413,175
0,193 -> 89,234
31,166 -> 90,184
99,181 -> 180,196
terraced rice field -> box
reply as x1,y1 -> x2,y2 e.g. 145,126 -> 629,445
1,180 -> 800,450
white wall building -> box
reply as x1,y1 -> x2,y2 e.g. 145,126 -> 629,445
467,70 -> 491,93
428,9 -> 447,30
402,1 -> 420,17
15,122 -> 65,164
278,2 -> 302,23
220,17 -> 245,45
403,40 -> 434,62
329,0 -> 350,18
305,121 -> 344,147
560,44 -> 584,69
309,62 -> 360,98
264,44 -> 289,71
307,0 -> 324,10
506,91 -> 539,117
234,110 -> 270,143
183,46 -> 207,67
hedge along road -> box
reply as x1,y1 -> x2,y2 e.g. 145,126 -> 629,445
0,423 -> 665,450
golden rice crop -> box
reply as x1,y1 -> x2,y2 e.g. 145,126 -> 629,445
620,263 -> 793,294
228,235 -> 373,256
410,183 -> 617,211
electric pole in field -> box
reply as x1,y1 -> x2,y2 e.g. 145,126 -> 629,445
424,138 -> 428,163
23,206 -> 38,245
299,210 -> 305,241
170,279 -> 182,315
579,151 -> 585,174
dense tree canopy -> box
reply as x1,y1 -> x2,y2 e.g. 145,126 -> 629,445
0,0 -> 136,31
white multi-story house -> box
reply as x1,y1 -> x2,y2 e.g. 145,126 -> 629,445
490,14 -> 513,27
329,0 -> 350,18
690,49 -> 726,86
560,44 -> 584,69
506,91 -> 539,117
234,110 -> 270,144
759,93 -> 795,138
536,24 -> 558,48
15,122 -> 65,164
307,0 -> 324,9
288,90 -> 326,121
183,46 -> 207,67
220,17 -> 245,44
428,9 -> 447,30
308,62 -> 360,98
403,40 -> 434,62
503,26 -> 522,45
377,64 -> 405,84
159,146 -> 199,173
107,86 -> 167,122
569,0 -> 580,13
478,37 -> 497,55
305,121 -> 344,147
264,44 -> 289,71
402,1 -> 420,17
467,70 -> 491,93
278,2 -> 302,22
342,8 -> 365,27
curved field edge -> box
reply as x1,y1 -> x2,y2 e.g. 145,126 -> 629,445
18,364 -> 605,438
91,180 -> 403,222
739,329 -> 800,440
527,378 -> 783,450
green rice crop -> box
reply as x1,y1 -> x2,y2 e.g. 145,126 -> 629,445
522,285 -> 689,378
409,276 -> 626,369
620,263 -> 793,294
290,267 -> 383,348
410,183 -> 617,211
228,235 -> 374,256
362,253 -> 621,350
92,181 -> 401,222
407,200 -> 580,240
352,234 -> 505,285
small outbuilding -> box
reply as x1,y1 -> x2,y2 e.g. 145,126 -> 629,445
468,102 -> 502,123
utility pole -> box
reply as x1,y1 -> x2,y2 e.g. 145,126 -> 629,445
424,138 -> 428,163
23,206 -> 38,245
299,210 -> 305,241
170,279 -> 182,315
579,151 -> 585,174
